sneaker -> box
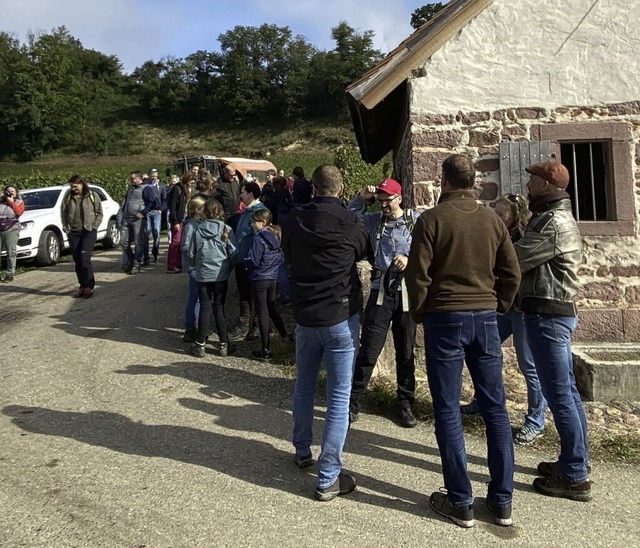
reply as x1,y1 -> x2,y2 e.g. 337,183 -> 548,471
244,329 -> 259,342
486,499 -> 513,526
219,342 -> 237,357
142,258 -> 150,266
398,407 -> 417,428
227,328 -> 244,341
153,256 -> 158,264
182,328 -> 198,343
293,453 -> 315,469
82,287 -> 94,299
537,461 -> 592,478
460,399 -> 479,416
188,342 -> 205,358
2,275 -> 14,282
314,472 -> 357,502
514,425 -> 544,445
532,475 -> 592,502
73,287 -> 86,298
429,491 -> 475,528
251,348 -> 272,362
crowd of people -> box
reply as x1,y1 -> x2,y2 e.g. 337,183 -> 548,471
1,154 -> 590,528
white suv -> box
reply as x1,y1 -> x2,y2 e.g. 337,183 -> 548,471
5,185 -> 121,266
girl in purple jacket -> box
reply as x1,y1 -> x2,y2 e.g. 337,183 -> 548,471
243,209 -> 289,361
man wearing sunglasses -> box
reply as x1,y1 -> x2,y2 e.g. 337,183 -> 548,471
347,178 -> 419,428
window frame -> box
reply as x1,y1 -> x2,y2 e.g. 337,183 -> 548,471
532,121 -> 635,236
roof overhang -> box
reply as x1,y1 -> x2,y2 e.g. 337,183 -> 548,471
346,0 -> 494,163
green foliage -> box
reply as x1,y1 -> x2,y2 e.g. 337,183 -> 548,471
333,144 -> 391,198
411,3 -> 446,29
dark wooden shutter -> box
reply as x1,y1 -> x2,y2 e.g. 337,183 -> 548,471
499,141 -> 552,196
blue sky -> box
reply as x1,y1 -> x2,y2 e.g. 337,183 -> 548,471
0,0 -> 437,73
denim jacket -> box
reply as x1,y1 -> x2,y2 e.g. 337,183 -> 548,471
514,199 -> 582,316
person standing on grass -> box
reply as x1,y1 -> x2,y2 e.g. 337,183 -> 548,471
0,185 -> 25,283
347,179 -> 419,429
281,164 -> 368,502
461,193 -> 548,446
405,154 -> 520,529
187,198 -> 238,358
242,209 -> 290,362
61,175 -> 103,298
515,161 -> 590,502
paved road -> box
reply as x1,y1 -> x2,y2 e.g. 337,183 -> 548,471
1,250 -> 638,547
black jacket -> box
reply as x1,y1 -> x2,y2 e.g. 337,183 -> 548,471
281,196 -> 368,327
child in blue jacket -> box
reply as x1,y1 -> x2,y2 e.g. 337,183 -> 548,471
188,198 -> 238,358
243,209 -> 289,361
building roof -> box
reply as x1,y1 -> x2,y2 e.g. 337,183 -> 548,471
346,0 -> 494,164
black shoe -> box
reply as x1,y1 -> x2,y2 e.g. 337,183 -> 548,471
398,407 -> 417,428
486,499 -> 513,526
532,475 -> 592,502
251,348 -> 272,361
349,411 -> 359,424
73,286 -> 86,298
219,342 -> 237,357
183,328 -> 198,343
2,275 -> 14,282
153,256 -> 158,264
188,342 -> 205,358
429,491 -> 474,528
142,258 -> 150,266
82,287 -> 94,299
314,472 -> 357,502
227,327 -> 244,341
293,453 -> 315,469
244,329 -> 259,342
460,400 -> 480,415
537,460 -> 592,478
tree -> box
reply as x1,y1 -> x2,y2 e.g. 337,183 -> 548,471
410,2 -> 446,29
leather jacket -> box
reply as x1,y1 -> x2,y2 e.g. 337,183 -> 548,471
514,199 -> 581,316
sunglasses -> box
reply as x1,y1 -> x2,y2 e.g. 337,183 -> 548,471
376,196 -> 399,205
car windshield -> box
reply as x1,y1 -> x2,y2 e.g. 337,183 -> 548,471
21,189 -> 62,211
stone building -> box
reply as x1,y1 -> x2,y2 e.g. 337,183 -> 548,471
347,0 -> 640,343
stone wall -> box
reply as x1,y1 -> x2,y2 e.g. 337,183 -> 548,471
407,101 -> 640,343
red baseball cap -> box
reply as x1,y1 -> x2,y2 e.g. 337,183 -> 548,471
376,178 -> 402,196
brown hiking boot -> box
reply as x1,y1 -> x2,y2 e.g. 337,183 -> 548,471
533,475 -> 592,502
537,461 -> 591,478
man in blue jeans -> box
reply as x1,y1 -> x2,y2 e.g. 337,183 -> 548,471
405,154 -> 521,528
143,168 -> 166,264
515,161 -> 590,502
281,164 -> 368,502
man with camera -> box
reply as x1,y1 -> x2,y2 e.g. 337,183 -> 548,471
347,179 -> 419,428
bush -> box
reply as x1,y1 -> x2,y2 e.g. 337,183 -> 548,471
333,145 -> 391,199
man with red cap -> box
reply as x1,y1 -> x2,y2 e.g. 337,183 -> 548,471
347,178 -> 419,428
515,161 -> 591,502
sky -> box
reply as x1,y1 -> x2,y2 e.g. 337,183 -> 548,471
0,0 -> 437,73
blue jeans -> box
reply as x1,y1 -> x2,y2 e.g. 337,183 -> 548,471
498,310 -> 547,431
524,314 -> 589,483
424,311 -> 513,509
184,269 -> 200,331
292,314 -> 359,489
144,210 -> 162,260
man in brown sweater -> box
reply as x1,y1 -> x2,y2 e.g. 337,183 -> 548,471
405,154 -> 520,529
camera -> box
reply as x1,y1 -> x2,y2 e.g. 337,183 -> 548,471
4,190 -> 12,198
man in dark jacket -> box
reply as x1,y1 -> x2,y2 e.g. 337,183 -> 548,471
515,161 -> 590,502
217,165 -> 241,219
405,154 -> 521,529
281,164 -> 368,502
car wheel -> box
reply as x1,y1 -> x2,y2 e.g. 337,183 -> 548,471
35,230 -> 61,266
103,218 -> 121,248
